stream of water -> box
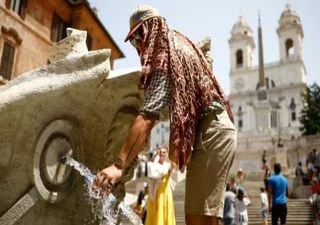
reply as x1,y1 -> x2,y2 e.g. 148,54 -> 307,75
62,156 -> 142,225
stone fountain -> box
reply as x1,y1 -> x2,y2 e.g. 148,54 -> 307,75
0,28 -> 143,225
0,28 -> 213,225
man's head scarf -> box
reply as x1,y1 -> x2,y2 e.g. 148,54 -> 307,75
138,16 -> 234,171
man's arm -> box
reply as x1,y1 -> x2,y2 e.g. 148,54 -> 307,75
93,114 -> 155,190
118,114 -> 155,169
93,71 -> 171,191
268,185 -> 272,213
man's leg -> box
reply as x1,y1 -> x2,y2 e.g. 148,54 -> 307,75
185,214 -> 222,225
280,204 -> 287,225
262,209 -> 268,225
185,112 -> 236,225
272,205 -> 279,225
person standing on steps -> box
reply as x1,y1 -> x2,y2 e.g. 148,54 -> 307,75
268,163 -> 289,225
260,187 -> 269,225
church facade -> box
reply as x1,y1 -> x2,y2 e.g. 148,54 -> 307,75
228,5 -> 310,172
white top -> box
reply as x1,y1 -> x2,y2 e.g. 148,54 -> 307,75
147,161 -> 170,201
260,192 -> 269,210
234,198 -> 250,224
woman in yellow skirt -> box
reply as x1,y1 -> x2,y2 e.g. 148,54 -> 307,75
145,146 -> 176,225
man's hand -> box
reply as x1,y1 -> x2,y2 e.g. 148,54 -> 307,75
93,164 -> 123,194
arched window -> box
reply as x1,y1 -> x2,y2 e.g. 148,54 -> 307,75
238,119 -> 243,130
236,49 -> 243,68
289,98 -> 296,121
237,106 -> 243,131
285,39 -> 294,59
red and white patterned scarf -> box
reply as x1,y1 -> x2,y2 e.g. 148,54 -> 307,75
139,17 -> 234,172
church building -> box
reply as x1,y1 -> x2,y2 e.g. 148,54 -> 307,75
228,4 -> 307,172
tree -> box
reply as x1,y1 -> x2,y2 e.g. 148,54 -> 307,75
300,82 -> 320,135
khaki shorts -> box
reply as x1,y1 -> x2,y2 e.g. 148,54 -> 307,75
185,110 -> 237,218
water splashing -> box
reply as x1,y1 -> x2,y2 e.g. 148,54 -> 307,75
61,156 -> 142,225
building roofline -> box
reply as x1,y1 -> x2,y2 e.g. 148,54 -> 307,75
66,0 -> 125,59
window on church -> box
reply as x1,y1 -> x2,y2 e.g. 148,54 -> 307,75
236,49 -> 243,68
290,98 -> 297,121
291,112 -> 296,121
238,119 -> 243,130
0,42 -> 16,80
270,111 -> 278,128
237,106 -> 243,131
266,77 -> 270,89
285,39 -> 294,59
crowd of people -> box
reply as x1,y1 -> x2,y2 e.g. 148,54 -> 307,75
223,162 -> 288,225
133,160 -> 292,225
223,170 -> 252,225
295,148 -> 320,225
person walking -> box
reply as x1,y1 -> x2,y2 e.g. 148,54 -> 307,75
268,163 -> 289,225
93,5 -> 236,225
223,183 -> 236,225
260,187 -> 269,225
234,188 -> 251,225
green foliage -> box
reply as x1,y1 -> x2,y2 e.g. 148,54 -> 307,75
300,82 -> 320,135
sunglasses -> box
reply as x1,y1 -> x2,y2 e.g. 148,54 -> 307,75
129,33 -> 142,48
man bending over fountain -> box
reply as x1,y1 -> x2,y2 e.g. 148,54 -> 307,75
93,5 -> 237,225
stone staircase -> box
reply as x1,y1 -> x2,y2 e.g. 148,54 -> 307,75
247,198 -> 315,225
242,180 -> 316,225
173,178 -> 316,225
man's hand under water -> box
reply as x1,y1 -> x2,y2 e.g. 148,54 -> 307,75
93,165 -> 123,195
92,114 -> 154,196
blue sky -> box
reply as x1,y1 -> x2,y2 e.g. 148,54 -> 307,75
88,0 -> 319,95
